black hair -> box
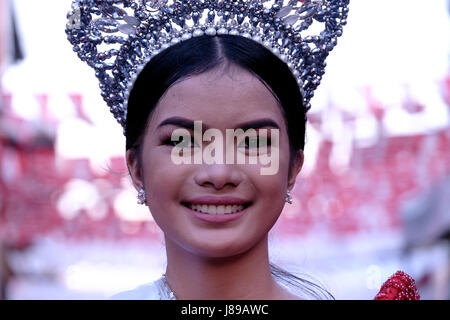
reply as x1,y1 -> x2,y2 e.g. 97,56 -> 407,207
125,34 -> 333,300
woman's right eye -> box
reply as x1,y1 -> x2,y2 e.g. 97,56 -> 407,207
163,136 -> 199,148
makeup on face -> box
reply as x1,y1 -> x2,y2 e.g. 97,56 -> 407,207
137,67 -> 292,257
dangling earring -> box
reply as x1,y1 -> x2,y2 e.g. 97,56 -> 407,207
137,188 -> 147,205
285,188 -> 293,204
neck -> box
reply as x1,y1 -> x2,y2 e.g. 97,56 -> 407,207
164,235 -> 292,300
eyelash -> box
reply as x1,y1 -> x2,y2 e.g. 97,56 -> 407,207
162,136 -> 198,148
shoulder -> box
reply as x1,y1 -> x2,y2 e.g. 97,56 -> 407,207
108,279 -> 161,300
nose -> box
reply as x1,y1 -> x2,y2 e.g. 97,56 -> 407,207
194,163 -> 243,190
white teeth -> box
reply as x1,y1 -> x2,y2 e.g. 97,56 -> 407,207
208,205 -> 217,214
217,205 -> 225,215
187,203 -> 246,214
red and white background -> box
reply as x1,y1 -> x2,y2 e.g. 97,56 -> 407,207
0,0 -> 449,299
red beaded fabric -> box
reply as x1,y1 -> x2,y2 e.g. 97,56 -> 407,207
374,271 -> 420,300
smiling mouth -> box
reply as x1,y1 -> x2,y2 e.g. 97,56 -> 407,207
181,202 -> 251,215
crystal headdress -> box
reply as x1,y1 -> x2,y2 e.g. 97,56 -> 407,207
66,0 -> 350,131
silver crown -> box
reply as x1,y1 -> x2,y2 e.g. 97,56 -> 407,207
65,0 -> 350,132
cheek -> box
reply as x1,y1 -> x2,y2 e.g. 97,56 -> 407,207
255,144 -> 291,193
140,148 -> 188,214
254,172 -> 285,200
253,174 -> 287,226
249,148 -> 291,218
147,166 -> 183,196
142,158 -> 196,243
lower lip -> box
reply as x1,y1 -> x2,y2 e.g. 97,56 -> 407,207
182,204 -> 250,223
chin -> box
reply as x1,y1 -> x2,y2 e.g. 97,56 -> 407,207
184,232 -> 264,259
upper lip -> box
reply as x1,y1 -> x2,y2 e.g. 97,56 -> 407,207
182,196 -> 252,206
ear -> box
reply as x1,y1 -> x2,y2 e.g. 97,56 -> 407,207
287,150 -> 304,191
126,149 -> 144,191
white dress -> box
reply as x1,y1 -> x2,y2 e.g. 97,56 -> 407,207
108,275 -> 301,300
108,276 -> 174,300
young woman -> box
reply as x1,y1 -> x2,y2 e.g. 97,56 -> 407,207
113,35 -> 326,300
66,0 -> 354,300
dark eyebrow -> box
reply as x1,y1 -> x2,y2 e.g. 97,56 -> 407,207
237,119 -> 280,131
157,117 -> 280,131
157,117 -> 208,131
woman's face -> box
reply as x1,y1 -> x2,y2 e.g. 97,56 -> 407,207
127,64 -> 303,258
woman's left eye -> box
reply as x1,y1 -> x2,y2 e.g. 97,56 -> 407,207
237,136 -> 271,149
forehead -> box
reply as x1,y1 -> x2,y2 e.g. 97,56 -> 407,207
147,65 -> 285,130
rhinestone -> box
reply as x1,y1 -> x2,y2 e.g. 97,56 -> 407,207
123,15 -> 140,26
101,5 -> 127,20
192,29 -> 204,37
274,5 -> 293,19
205,27 -> 217,36
181,32 -> 192,40
94,18 -> 119,33
118,24 -> 136,35
217,27 -> 228,35
284,14 -> 299,25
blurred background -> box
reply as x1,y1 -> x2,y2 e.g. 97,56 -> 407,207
0,0 -> 449,300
